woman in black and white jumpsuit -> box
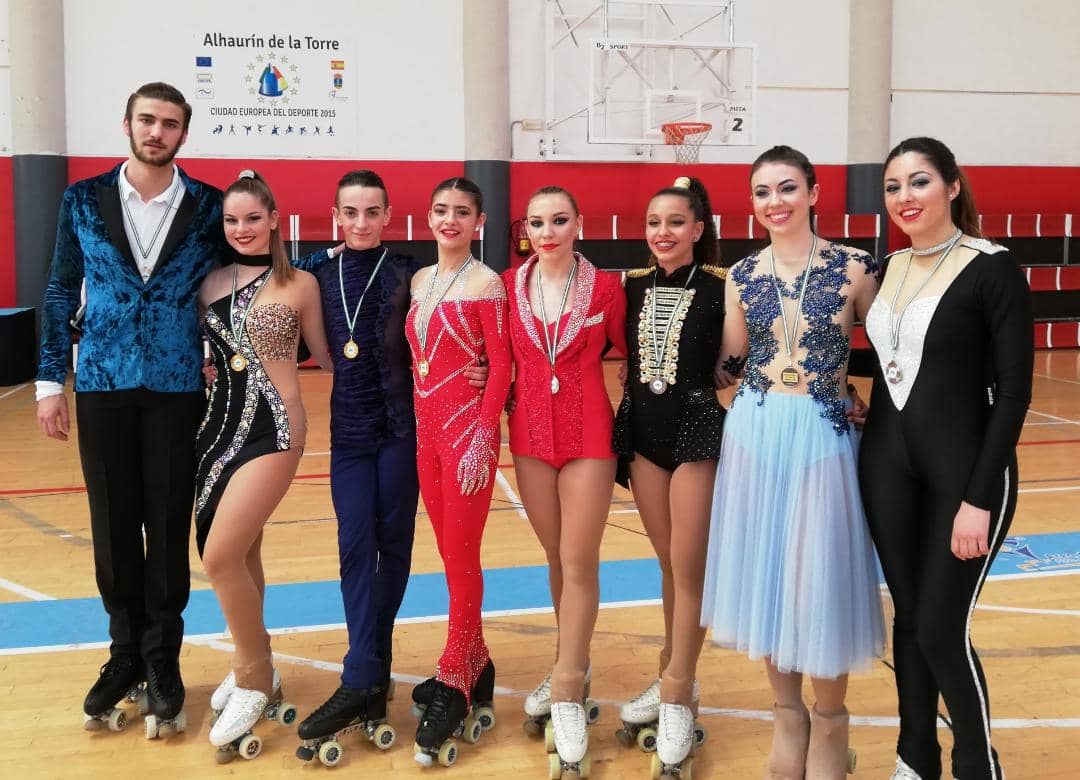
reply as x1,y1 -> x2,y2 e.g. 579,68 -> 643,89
858,137 -> 1033,780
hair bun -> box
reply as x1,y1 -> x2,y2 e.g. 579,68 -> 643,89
673,176 -> 692,189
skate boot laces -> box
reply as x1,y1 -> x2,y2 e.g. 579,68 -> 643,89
524,672 -> 552,716
620,678 -> 661,723
209,687 -> 269,747
211,668 -> 281,712
550,702 -> 588,763
657,702 -> 695,764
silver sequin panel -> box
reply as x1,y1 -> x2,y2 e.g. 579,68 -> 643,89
864,294 -> 943,411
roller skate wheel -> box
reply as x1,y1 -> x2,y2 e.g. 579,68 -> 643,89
387,678 -> 396,700
693,723 -> 706,749
172,710 -> 187,734
847,748 -> 857,773
144,714 -> 159,739
638,726 -> 658,753
437,739 -> 458,767
682,756 -> 694,780
295,745 -> 315,761
239,733 -> 262,760
214,747 -> 235,764
650,752 -> 663,779
523,716 -> 544,737
209,708 -> 221,725
474,705 -> 496,731
277,702 -> 298,726
584,699 -> 600,725
548,753 -> 563,780
107,708 -> 127,732
318,739 -> 343,767
373,723 -> 396,750
414,742 -> 434,766
615,727 -> 635,747
135,691 -> 150,715
462,713 -> 483,744
544,719 -> 556,753
83,713 -> 104,731
579,753 -> 591,778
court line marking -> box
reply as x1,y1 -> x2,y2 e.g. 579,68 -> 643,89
495,469 -> 528,521
0,383 -> 30,401
4,580 -> 1077,659
0,577 -> 54,601
1028,409 -> 1080,425
1036,372 -> 1080,386
178,638 -> 1080,730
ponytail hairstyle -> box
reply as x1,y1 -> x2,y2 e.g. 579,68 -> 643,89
884,136 -> 981,238
431,176 -> 484,213
223,170 -> 293,281
527,185 -> 580,216
650,176 -> 719,266
750,144 -> 818,222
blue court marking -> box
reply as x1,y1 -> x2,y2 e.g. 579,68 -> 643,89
1,531 -> 1077,651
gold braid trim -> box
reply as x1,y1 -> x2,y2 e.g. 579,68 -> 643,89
626,266 -> 657,279
700,264 -> 728,279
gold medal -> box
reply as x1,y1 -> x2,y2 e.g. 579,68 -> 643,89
418,359 -> 430,378
230,353 -> 249,372
551,375 -> 560,394
343,339 -> 359,360
780,366 -> 800,387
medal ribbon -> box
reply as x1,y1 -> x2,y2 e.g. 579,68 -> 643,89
769,235 -> 818,378
339,247 -> 389,348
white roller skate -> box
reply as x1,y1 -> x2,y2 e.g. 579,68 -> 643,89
890,756 -> 924,779
209,684 -> 298,763
209,668 -> 281,724
617,679 -> 704,754
650,702 -> 697,778
524,667 -> 600,737
546,701 -> 590,779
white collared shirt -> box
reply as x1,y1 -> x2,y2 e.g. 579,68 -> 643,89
117,161 -> 183,282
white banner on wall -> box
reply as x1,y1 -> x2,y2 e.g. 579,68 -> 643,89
187,30 -> 355,156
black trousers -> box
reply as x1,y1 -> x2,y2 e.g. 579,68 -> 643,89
860,416 -> 1015,780
76,388 -> 206,661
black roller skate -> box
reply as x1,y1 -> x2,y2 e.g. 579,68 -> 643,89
412,659 -> 496,733
295,684 -> 396,767
143,655 -> 187,739
413,680 -> 489,768
82,654 -> 148,733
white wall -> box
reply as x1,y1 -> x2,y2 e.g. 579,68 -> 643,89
0,0 -> 11,154
891,0 -> 1080,165
61,0 -> 466,160
508,0 -> 854,164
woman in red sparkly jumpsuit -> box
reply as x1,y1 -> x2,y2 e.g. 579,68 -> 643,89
504,186 -> 626,770
406,178 -> 511,764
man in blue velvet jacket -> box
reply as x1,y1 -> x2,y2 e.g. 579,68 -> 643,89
35,82 -> 223,727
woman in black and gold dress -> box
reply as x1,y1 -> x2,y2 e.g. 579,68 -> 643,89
194,171 -> 332,758
612,176 -> 726,775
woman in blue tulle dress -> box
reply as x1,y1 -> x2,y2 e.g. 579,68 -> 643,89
702,146 -> 884,779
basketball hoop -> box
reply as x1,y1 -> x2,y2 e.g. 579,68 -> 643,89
662,122 -> 712,164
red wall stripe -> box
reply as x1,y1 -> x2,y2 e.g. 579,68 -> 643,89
0,157 -> 15,307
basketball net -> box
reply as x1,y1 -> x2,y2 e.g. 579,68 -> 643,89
662,122 -> 712,164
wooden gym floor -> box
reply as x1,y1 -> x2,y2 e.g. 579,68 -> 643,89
0,350 -> 1077,778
